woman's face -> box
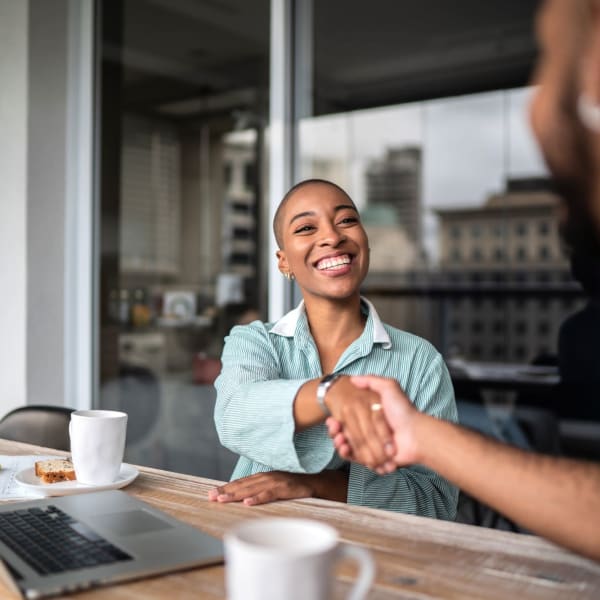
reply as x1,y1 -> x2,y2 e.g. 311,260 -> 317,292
276,182 -> 370,303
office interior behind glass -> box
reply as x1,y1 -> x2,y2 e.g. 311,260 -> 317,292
94,1 -> 597,497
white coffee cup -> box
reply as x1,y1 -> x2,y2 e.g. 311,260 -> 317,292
69,410 -> 128,485
225,518 -> 375,600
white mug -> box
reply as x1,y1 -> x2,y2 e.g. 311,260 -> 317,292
69,410 -> 128,485
225,518 -> 375,600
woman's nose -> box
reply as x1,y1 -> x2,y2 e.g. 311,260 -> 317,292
319,224 -> 346,246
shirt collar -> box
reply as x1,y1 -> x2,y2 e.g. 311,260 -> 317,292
270,296 -> 392,350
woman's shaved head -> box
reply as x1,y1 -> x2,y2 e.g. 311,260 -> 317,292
273,179 -> 355,249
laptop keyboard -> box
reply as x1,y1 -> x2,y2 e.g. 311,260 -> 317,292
0,505 -> 132,576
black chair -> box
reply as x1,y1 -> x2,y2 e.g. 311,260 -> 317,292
0,405 -> 75,451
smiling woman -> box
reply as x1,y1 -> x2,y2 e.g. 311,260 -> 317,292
210,180 -> 459,518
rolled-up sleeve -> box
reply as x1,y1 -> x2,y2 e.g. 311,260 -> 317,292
214,324 -> 334,473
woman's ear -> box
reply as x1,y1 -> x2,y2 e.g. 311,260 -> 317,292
276,250 -> 289,274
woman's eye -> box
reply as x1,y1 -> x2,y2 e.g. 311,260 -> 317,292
339,217 -> 358,225
294,224 -> 314,234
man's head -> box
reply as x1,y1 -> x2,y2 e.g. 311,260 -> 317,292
530,0 -> 600,254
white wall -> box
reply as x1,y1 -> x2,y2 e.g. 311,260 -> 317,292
0,1 -> 29,417
27,0 -> 69,407
0,0 -> 93,418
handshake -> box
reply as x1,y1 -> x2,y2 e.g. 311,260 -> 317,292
323,375 -> 422,475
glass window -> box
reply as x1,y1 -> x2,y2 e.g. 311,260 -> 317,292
515,320 -> 528,335
515,222 -> 528,236
538,321 -> 550,335
493,320 -> 506,334
470,344 -> 482,357
299,86 -> 575,367
471,247 -> 483,262
539,299 -> 550,311
97,0 -> 270,479
492,344 -> 505,358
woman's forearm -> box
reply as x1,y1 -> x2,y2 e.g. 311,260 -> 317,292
293,379 -> 327,430
305,469 -> 349,503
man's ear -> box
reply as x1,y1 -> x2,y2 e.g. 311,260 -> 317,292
276,250 -> 289,274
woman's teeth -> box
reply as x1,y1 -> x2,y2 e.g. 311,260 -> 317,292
317,255 -> 351,270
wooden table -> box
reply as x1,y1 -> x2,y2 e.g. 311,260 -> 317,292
1,439 -> 599,599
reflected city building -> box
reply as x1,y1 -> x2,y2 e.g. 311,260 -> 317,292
299,92 -> 585,366
436,177 -> 572,363
366,147 -> 423,251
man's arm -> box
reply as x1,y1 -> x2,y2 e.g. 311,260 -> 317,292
330,376 -> 600,562
416,414 -> 600,560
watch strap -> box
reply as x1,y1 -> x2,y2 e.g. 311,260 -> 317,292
316,373 -> 342,417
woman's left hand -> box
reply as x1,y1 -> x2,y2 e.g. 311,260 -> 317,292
207,470 -> 348,506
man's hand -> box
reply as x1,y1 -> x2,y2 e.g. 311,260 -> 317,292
323,376 -> 396,471
207,469 -> 349,506
328,376 -> 421,469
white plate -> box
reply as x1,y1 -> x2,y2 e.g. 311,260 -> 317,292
14,463 -> 139,497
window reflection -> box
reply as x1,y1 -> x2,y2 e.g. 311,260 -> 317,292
299,88 -> 581,367
98,0 -> 269,479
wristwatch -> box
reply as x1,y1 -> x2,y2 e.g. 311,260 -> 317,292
316,373 -> 342,417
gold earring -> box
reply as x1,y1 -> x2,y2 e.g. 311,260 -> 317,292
283,272 -> 295,281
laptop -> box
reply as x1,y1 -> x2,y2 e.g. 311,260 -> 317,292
0,489 -> 224,599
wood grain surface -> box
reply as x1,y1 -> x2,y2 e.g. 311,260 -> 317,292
1,438 -> 599,599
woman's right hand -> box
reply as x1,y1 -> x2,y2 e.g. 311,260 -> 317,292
324,376 -> 396,472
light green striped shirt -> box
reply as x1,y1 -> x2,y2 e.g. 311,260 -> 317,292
214,297 -> 458,519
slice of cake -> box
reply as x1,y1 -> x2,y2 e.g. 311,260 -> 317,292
34,459 -> 76,484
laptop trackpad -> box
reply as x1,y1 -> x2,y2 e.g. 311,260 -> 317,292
95,510 -> 173,536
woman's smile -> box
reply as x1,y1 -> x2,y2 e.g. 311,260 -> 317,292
315,253 -> 353,274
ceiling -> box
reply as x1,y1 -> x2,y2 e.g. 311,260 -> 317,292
102,0 -> 542,121
313,0 -> 542,112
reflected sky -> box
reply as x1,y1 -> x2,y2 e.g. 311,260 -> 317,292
299,86 -> 548,262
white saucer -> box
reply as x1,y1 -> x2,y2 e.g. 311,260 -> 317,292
15,463 -> 139,497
